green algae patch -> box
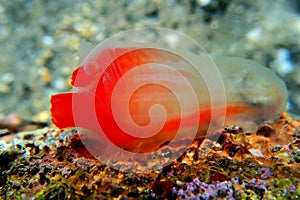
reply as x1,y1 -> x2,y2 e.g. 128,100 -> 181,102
35,183 -> 68,200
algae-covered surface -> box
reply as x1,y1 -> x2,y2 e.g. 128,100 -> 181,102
0,113 -> 299,199
0,0 -> 300,199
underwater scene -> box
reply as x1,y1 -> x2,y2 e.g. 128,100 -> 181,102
0,0 -> 299,199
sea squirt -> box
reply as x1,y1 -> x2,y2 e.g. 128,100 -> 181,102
50,44 -> 287,153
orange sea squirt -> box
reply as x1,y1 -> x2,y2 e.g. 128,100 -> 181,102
50,47 -> 287,153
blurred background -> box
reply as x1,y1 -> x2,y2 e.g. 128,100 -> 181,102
0,0 -> 299,123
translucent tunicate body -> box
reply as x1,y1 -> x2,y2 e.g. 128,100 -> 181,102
51,28 -> 288,171
214,56 -> 287,131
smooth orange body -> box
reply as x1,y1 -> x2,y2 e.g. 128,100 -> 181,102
51,47 -> 287,152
